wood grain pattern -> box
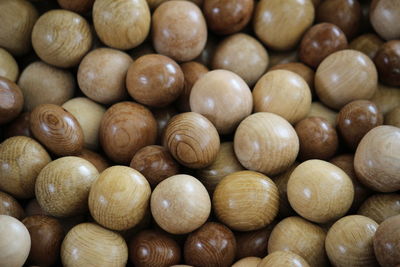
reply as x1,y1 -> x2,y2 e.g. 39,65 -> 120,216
0,191 -> 24,219
0,48 -> 19,82
307,102 -> 337,126
358,193 -> 400,224
373,214 -> 400,267
232,257 -> 261,267
370,83 -> 400,115
349,33 -> 384,59
374,40 -> 400,86
57,0 -> 94,13
370,0 -> 400,41
77,149 -> 110,173
152,106 -> 178,144
258,251 -> 310,267
0,77 -> 24,125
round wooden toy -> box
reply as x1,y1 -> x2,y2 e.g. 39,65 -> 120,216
349,33 -> 384,59
370,0 -> 400,41
385,106 -> 400,127
77,149 -> 110,173
0,48 -> 19,82
374,40 -> 400,86
258,251 -> 310,267
0,191 -> 24,219
0,77 -> 24,125
373,214 -> 400,267
235,224 -> 274,259
358,193 -> 400,224
57,0 -> 94,14
232,257 -> 261,267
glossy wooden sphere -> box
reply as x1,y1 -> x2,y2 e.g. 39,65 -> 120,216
371,83 -> 400,115
354,125 -> 400,192
77,149 -> 109,173
0,0 -> 38,55
349,33 -> 384,59
213,171 -> 279,231
385,106 -> 400,127
0,215 -> 31,267
358,194 -> 400,223
99,102 -> 157,164
337,100 -> 383,150
57,0 -> 94,14
126,54 -> 184,107
203,0 -> 253,35
78,48 -> 132,105
163,112 -> 220,168
234,112 -> 299,176
32,10 -> 92,68
0,48 -> 19,82
315,50 -> 378,110
36,156 -> 98,217
374,40 -> 400,86
0,77 -> 23,125
373,214 -> 400,266
370,0 -> 400,40
18,61 -> 75,111
152,1 -> 207,61
259,251 -> 310,267
152,106 -> 178,143
61,223 -> 128,267
30,104 -> 84,156
22,215 -> 64,267
235,224 -> 274,259
299,23 -> 347,68
190,70 -> 252,134
151,174 -> 211,234
0,191 -> 24,219
308,102 -> 338,126
129,229 -> 181,267
268,216 -> 327,267
184,222 -> 236,267
288,160 -> 354,223
232,257 -> 261,267
0,136 -> 51,199
254,0 -> 314,51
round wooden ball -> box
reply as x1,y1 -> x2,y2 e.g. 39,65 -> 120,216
287,160 -> 354,223
308,102 -> 338,126
163,112 -> 220,168
212,33 -> 269,86
325,215 -> 378,267
184,222 -> 236,267
315,50 -> 378,110
18,61 -> 75,111
235,224 -> 274,260
259,251 -> 310,267
126,54 -> 184,107
370,83 -> 400,115
152,0 -> 207,61
203,0 -> 253,35
77,149 -> 110,173
373,214 -> 400,266
57,0 -> 94,13
274,163 -> 299,218
36,156 -> 98,217
234,112 -> 299,176
32,10 -> 92,68
22,215 -> 64,267
0,48 -> 19,82
190,70 -> 252,134
0,77 -> 23,125
0,0 -> 38,55
295,117 -> 338,160
268,216 -> 327,267
374,40 -> 400,86
152,106 -> 178,143
349,33 -> 384,59
370,0 -> 400,41
354,125 -> 400,192
89,166 -> 150,231
0,191 -> 24,219
61,223 -> 128,267
385,106 -> 400,127
213,171 -> 279,231
0,136 -> 51,199
358,194 -> 400,224
254,0 -> 314,51
99,102 -> 157,164
0,215 -> 31,267
150,174 -> 211,234
30,104 -> 84,156
232,257 -> 261,267
62,97 -> 106,151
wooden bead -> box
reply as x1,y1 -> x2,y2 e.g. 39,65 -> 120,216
274,163 -> 299,218
190,70 -> 252,134
25,199 -> 46,217
32,10 -> 92,68
212,33 -> 269,86
0,77 -> 24,125
163,112 -> 220,168
62,97 -> 106,151
150,174 -> 211,234
99,102 -> 157,164
126,54 -> 184,107
78,48 -> 132,105
234,112 -> 299,176
129,229 -> 181,267
18,61 -> 75,111
0,191 -> 24,219
3,112 -> 32,139
385,106 -> 400,127
254,0 -> 314,51
152,106 -> 178,143
370,0 -> 400,41
374,40 -> 400,86
259,251 -> 310,267
349,33 -> 384,59
213,171 -> 279,231
0,136 -> 51,199
0,48 -> 19,82
0,215 -> 31,267
295,117 -> 338,160
184,222 -> 236,267
235,224 -> 274,260
354,125 -> 400,192
325,215 -> 378,267
287,160 -> 354,223
370,83 -> 400,115
299,23 -> 348,68
89,166 -> 150,230
337,100 -> 383,150
30,104 -> 84,156
22,215 -> 64,267
315,50 -> 378,110
57,0 -> 94,14
36,156 -> 98,217
130,145 -> 180,187
232,257 -> 261,267
61,223 -> 128,267
152,1 -> 207,61
0,0 -> 38,56
268,50 -> 299,68
307,102 -> 338,126
358,194 -> 400,224
373,214 -> 400,267
77,149 -> 110,173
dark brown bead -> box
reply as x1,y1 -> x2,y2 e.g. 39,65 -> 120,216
235,224 -> 274,260
374,40 -> 400,86
274,163 -> 299,219
152,106 -> 178,144
3,112 -> 31,139
77,149 -> 110,173
57,0 -> 94,13
373,214 -> 400,267
0,191 -> 24,219
0,77 -> 24,125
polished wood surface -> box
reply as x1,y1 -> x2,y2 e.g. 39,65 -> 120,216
77,149 -> 110,173
358,193 -> 400,224
232,257 -> 261,267
370,83 -> 400,115
3,112 -> 32,139
235,224 -> 274,260
374,40 -> 400,86
373,214 -> 400,267
0,48 -> 19,82
0,191 -> 24,219
349,33 -> 384,59
370,0 -> 400,41
258,251 -> 310,267
307,102 -> 338,126
385,106 -> 400,127
57,0 -> 94,13
0,77 -> 23,125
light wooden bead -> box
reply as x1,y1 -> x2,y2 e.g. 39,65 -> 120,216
287,160 -> 354,223
61,223 -> 128,267
358,194 -> 400,224
325,215 -> 379,267
150,174 -> 211,234
0,48 -> 19,82
213,171 -> 279,231
0,77 -> 24,125
385,106 -> 400,127
370,83 -> 400,115
0,191 -> 24,219
35,156 -> 99,217
234,112 -> 299,176
307,102 -> 338,126
370,0 -> 400,41
349,33 -> 384,59
0,136 -> 51,199
232,257 -> 261,267
315,50 -> 378,110
147,0 -> 203,9
259,251 -> 310,267
268,50 -> 299,68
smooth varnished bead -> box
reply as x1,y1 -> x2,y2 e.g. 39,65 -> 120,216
370,0 -> 400,41
358,194 -> 400,224
349,33 -> 384,59
57,0 -> 94,14
0,48 -> 19,82
307,102 -> 338,126
259,251 -> 310,267
370,83 -> 400,115
373,215 -> 400,267
385,106 -> 400,127
0,191 -> 24,219
0,77 -> 24,125
235,224 -> 274,260
77,149 -> 110,173
232,257 -> 261,267
374,40 -> 400,86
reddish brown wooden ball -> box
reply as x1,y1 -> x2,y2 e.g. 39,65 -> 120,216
374,40 -> 400,86
3,112 -> 31,139
0,77 -> 23,125
235,225 -> 274,260
57,0 -> 94,14
373,215 -> 400,267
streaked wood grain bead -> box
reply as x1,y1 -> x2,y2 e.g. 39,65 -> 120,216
373,214 -> 400,267
77,149 -> 110,173
370,83 -> 400,115
232,257 -> 261,267
358,193 -> 400,223
370,0 -> 400,41
0,77 -> 24,125
152,106 -> 178,144
385,106 -> 400,127
374,40 -> 400,86
307,102 -> 337,126
0,191 -> 24,219
57,0 -> 94,14
259,251 -> 310,267
0,48 -> 19,82
349,33 -> 384,59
